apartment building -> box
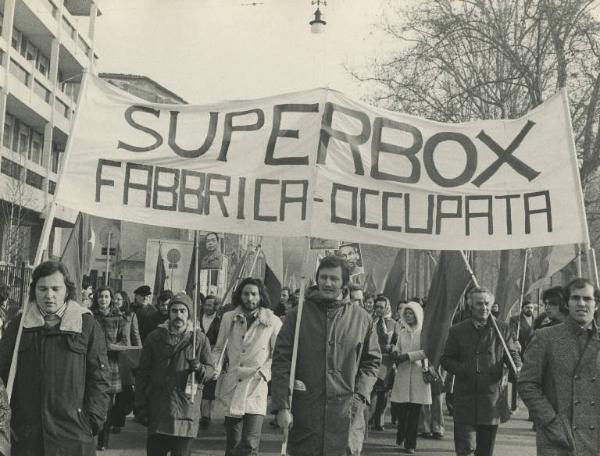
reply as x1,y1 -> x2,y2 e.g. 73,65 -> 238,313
0,0 -> 99,265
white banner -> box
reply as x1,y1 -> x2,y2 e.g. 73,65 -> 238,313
55,75 -> 588,250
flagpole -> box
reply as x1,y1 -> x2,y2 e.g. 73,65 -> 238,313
191,231 -> 199,402
404,249 -> 409,301
516,249 -> 530,341
7,69 -> 92,401
105,230 -> 111,286
577,244 -> 583,276
281,237 -> 310,456
459,250 -> 518,375
589,248 -> 599,287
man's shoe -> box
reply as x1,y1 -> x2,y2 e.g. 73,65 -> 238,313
403,449 -> 415,454
432,432 -> 443,439
418,432 -> 432,439
373,425 -> 385,431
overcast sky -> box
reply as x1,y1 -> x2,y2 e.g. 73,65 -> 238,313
86,0 -> 392,104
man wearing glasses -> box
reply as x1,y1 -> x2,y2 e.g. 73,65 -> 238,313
518,278 -> 600,456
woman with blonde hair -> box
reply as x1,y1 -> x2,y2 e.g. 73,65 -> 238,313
390,301 -> 431,454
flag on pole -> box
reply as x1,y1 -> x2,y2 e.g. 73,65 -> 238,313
153,243 -> 167,299
185,233 -> 198,298
60,212 -> 94,299
262,237 -> 284,310
421,251 -> 472,366
361,245 -> 399,292
382,249 -> 408,316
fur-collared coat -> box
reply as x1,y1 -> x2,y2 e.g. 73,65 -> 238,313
0,301 -> 110,456
518,318 -> 600,456
213,306 -> 282,417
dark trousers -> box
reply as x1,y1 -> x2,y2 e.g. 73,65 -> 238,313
112,385 -> 134,427
146,433 -> 194,456
453,422 -> 498,456
224,414 -> 264,456
98,394 -> 115,449
393,402 -> 422,450
371,390 -> 390,428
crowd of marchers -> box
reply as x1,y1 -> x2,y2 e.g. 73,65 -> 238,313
0,256 -> 596,456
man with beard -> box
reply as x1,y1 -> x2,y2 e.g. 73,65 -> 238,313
135,292 -> 214,456
271,255 -> 381,456
213,278 -> 282,455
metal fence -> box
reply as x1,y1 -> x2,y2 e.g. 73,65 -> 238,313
0,262 -> 33,308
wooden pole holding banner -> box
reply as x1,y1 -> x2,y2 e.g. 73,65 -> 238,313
589,248 -> 599,287
577,244 -> 583,277
190,232 -> 200,402
105,230 -> 111,286
7,69 -> 92,400
404,249 -> 409,301
516,249 -> 530,341
459,251 -> 518,375
281,238 -> 310,456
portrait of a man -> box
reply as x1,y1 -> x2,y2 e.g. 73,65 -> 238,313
200,232 -> 224,270
336,243 -> 364,276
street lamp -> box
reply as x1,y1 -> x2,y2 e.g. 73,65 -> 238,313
310,0 -> 326,33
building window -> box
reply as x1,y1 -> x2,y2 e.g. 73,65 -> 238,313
51,142 -> 64,173
25,41 -> 36,62
26,170 -> 43,190
48,180 -> 56,194
55,98 -> 70,118
9,59 -> 30,86
36,53 -> 49,79
0,157 -> 23,180
18,124 -> 30,157
3,114 -> 14,149
30,131 -> 44,165
11,28 -> 21,51
34,80 -> 50,103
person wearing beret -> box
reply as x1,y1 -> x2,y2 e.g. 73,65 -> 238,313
132,285 -> 158,343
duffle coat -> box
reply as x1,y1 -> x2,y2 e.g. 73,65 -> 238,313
440,317 -> 521,425
213,306 -> 282,417
0,300 -> 110,456
518,317 -> 600,456
134,321 -> 214,438
271,287 -> 381,456
390,302 -> 431,405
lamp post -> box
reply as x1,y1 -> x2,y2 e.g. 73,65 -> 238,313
310,0 -> 327,33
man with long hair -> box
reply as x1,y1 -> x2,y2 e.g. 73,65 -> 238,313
213,277 -> 282,455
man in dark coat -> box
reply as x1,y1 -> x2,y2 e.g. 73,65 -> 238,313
198,294 -> 221,428
0,260 -> 110,456
271,255 -> 381,456
135,292 -> 214,456
132,285 -> 158,342
518,278 -> 600,456
441,286 -> 521,456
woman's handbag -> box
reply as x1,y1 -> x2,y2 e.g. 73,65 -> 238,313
421,359 -> 441,385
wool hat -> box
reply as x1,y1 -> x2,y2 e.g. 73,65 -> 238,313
168,292 -> 193,317
134,285 -> 152,297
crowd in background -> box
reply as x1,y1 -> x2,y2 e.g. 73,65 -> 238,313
0,258 -> 596,456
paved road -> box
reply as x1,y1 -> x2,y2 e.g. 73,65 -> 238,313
102,400 -> 537,455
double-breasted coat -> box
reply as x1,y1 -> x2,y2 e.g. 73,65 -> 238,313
518,317 -> 600,456
271,287 -> 381,456
213,306 -> 282,417
440,317 -> 521,425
